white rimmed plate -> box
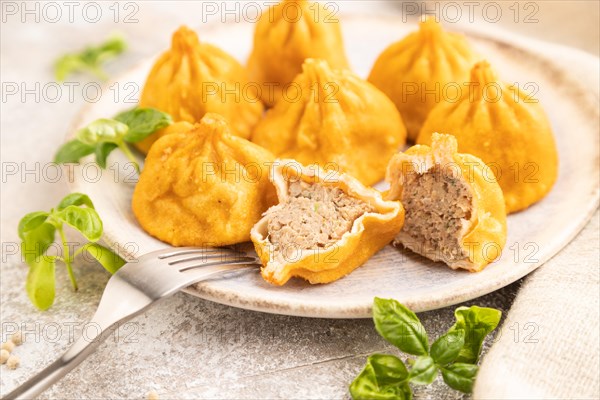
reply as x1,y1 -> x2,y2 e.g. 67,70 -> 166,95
68,15 -> 600,318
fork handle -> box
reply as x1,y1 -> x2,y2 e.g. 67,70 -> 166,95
2,304 -> 151,399
2,333 -> 108,399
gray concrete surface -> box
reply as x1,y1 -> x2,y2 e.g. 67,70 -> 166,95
1,2 -> 597,398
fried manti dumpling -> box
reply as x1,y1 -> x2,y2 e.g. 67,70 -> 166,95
134,121 -> 194,154
368,18 -> 477,141
139,26 -> 263,149
417,61 -> 559,213
386,133 -> 507,272
251,160 -> 405,285
132,113 -> 276,247
251,59 -> 407,186
247,0 -> 350,106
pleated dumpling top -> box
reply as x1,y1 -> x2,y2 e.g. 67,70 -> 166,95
369,18 -> 477,141
247,0 -> 350,106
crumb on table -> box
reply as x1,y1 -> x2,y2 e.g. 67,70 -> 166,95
11,331 -> 23,346
6,355 -> 20,370
0,349 -> 9,364
1,341 -> 15,353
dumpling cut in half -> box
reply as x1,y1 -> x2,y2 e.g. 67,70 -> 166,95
386,133 -> 507,272
251,160 -> 405,285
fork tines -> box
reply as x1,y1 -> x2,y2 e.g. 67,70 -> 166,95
157,246 -> 254,267
157,246 -> 237,259
178,257 -> 258,272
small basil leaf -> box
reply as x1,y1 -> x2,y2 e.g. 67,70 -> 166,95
449,306 -> 502,364
95,142 -> 119,169
367,354 -> 409,386
441,363 -> 478,393
54,36 -> 126,82
54,55 -> 87,82
54,139 -> 96,164
430,329 -> 465,366
81,243 -> 126,274
115,108 -> 173,142
55,206 -> 102,242
57,193 -> 95,211
26,255 -> 57,310
350,354 -> 412,400
91,36 -> 127,64
18,212 -> 49,240
21,223 -> 56,266
76,119 -> 129,145
373,298 -> 429,356
408,356 -> 437,385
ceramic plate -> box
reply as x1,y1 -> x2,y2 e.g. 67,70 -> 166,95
68,15 -> 599,318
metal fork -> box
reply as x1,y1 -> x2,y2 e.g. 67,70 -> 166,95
3,246 -> 260,399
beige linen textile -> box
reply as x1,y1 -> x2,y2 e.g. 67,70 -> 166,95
474,211 -> 599,399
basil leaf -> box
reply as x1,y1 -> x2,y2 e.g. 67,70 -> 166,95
21,223 -> 56,266
95,142 -> 119,169
115,108 -> 173,143
366,354 -> 409,386
76,119 -> 129,145
89,36 -> 126,64
81,243 -> 126,274
54,36 -> 126,82
408,356 -> 437,385
441,363 -> 478,393
430,329 -> 465,366
448,306 -> 502,364
54,139 -> 96,164
54,55 -> 88,82
18,212 -> 49,240
54,206 -> 102,242
26,255 -> 57,310
57,193 -> 95,211
349,354 -> 412,400
373,298 -> 429,356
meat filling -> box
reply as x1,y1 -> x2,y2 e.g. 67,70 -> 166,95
267,180 -> 374,260
401,166 -> 473,263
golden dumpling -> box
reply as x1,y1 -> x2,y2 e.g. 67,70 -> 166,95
247,0 -> 350,106
139,26 -> 263,149
134,121 -> 194,154
417,61 -> 559,213
251,159 -> 405,285
386,133 -> 507,272
368,18 -> 477,141
251,59 -> 407,186
132,113 -> 276,246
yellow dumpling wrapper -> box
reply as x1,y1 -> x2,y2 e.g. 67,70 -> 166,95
132,113 -> 276,247
368,18 -> 477,141
138,26 -> 264,153
247,0 -> 350,106
251,159 -> 405,285
134,121 -> 194,155
251,59 -> 407,186
417,61 -> 559,213
386,133 -> 507,272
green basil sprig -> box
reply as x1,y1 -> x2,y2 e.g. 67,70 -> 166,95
54,36 -> 126,82
18,193 -> 126,310
349,298 -> 501,399
54,108 -> 172,171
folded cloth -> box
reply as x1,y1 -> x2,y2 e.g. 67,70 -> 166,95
474,211 -> 599,399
